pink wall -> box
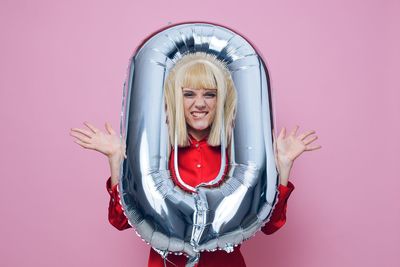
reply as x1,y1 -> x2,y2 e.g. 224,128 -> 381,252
0,0 -> 398,266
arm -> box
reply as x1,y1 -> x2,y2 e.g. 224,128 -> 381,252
261,126 -> 320,234
106,176 -> 132,231
106,135 -> 131,231
261,180 -> 295,235
70,122 -> 130,230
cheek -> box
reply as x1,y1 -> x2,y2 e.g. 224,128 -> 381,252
183,99 -> 192,113
206,99 -> 217,113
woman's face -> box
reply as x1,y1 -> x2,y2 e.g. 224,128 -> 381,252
182,87 -> 217,137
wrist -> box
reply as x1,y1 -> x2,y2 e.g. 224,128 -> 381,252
278,156 -> 293,168
280,179 -> 288,186
278,164 -> 291,186
108,152 -> 123,165
279,172 -> 289,185
109,154 -> 122,187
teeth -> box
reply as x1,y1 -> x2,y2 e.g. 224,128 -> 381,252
192,112 -> 207,118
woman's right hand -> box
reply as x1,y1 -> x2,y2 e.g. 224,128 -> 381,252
70,121 -> 126,160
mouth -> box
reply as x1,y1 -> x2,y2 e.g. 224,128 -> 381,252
190,111 -> 208,119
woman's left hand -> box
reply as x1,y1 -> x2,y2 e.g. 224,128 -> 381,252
273,126 -> 321,186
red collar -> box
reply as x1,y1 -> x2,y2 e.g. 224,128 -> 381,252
188,133 -> 209,146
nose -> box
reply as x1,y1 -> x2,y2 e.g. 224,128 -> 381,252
194,95 -> 206,109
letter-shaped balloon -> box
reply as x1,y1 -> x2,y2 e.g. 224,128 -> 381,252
117,22 -> 279,266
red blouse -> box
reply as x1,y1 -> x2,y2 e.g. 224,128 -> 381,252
106,134 -> 295,267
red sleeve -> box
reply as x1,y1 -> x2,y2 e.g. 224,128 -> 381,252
261,181 -> 295,235
106,177 -> 132,231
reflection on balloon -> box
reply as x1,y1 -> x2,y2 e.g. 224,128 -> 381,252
118,22 -> 279,266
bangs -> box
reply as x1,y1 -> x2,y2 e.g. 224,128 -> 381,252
164,51 -> 237,148
181,63 -> 218,90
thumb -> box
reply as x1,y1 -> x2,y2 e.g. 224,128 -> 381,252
120,134 -> 127,159
272,130 -> 279,172
122,142 -> 127,159
105,122 -> 116,135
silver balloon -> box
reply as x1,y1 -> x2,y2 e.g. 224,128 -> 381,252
117,22 -> 279,266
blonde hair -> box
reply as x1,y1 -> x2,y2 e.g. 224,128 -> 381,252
164,52 -> 237,148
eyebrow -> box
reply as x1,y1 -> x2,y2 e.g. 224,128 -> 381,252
182,88 -> 217,92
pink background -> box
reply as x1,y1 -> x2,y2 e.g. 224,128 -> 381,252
0,0 -> 398,266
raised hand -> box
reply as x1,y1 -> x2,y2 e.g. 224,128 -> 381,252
273,126 -> 321,186
70,121 -> 126,160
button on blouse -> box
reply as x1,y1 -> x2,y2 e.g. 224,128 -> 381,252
169,133 -> 229,193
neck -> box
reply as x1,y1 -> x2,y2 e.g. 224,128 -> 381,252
188,126 -> 210,141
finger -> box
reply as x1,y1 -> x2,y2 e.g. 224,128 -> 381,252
273,138 -> 277,154
70,131 -> 92,143
70,128 -> 93,138
105,122 -> 116,135
278,127 -> 286,139
74,139 -> 95,149
290,125 -> 299,136
84,121 -> 99,134
121,142 -> 127,159
272,131 -> 279,167
303,135 -> 318,145
305,145 -> 322,151
298,130 -> 316,140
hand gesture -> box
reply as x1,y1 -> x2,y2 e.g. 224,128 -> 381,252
70,122 -> 126,160
274,125 -> 321,165
273,126 -> 321,185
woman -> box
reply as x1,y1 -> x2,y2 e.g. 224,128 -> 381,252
70,52 -> 321,266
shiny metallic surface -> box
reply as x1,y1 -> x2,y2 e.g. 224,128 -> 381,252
118,22 -> 279,262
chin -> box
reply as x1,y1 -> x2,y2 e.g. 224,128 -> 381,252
190,121 -> 211,131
